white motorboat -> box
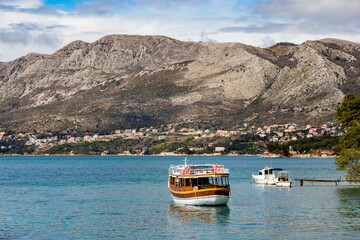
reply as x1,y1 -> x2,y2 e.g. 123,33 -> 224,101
252,166 -> 283,185
276,171 -> 292,187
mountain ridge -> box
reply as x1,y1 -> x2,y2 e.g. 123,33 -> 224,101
0,34 -> 359,132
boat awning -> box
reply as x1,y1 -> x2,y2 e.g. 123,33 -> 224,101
270,168 -> 283,171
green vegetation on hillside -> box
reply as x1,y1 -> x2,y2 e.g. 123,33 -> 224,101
226,139 -> 265,155
148,135 -> 196,155
40,138 -> 141,155
30,134 -> 266,156
266,135 -> 339,157
288,136 -> 339,153
266,142 -> 290,157
0,138 -> 36,155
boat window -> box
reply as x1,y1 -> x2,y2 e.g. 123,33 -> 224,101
190,177 -> 228,186
269,170 -> 273,174
223,177 -> 229,186
265,170 -> 268,175
216,176 -> 228,186
209,177 -> 214,185
221,176 -> 229,186
193,177 -> 211,186
202,177 -> 210,185
259,172 -> 262,175
192,178 -> 197,186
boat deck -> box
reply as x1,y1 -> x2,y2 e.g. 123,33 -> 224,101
169,164 -> 229,176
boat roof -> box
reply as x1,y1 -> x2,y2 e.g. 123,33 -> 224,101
169,164 -> 229,177
260,166 -> 283,171
270,168 -> 283,171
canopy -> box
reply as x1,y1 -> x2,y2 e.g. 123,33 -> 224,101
270,168 -> 283,171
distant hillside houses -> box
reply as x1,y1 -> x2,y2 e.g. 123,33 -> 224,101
0,122 -> 344,150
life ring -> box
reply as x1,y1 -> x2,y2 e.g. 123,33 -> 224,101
183,167 -> 191,175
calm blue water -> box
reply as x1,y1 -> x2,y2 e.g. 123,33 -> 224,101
0,156 -> 359,239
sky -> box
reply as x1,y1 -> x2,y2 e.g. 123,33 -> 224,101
0,0 -> 359,62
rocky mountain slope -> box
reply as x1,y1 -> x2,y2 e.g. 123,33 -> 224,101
0,35 -> 359,132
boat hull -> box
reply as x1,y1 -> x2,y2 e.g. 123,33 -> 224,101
172,195 -> 229,206
276,181 -> 292,187
252,175 -> 277,185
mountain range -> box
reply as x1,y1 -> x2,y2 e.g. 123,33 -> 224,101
1,35 -> 359,132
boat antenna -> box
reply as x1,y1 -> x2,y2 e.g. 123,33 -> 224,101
184,157 -> 188,167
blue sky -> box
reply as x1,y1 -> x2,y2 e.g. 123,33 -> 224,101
0,0 -> 359,61
44,0 -> 79,11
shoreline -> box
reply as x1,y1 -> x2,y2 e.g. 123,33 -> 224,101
0,153 -> 336,158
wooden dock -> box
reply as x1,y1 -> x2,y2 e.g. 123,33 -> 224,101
294,178 -> 349,186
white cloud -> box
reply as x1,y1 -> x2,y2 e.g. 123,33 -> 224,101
200,32 -> 217,42
0,0 -> 360,62
0,0 -> 43,9
255,0 -> 360,26
0,31 -> 30,44
260,36 -> 276,48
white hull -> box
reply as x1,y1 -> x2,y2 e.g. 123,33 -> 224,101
172,195 -> 229,206
252,175 -> 277,185
276,181 -> 292,187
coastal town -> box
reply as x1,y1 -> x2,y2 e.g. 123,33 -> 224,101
0,122 -> 344,156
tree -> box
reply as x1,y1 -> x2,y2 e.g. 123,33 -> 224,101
336,93 -> 360,127
335,93 -> 360,181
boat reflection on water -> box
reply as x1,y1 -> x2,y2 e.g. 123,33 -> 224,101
253,183 -> 276,192
168,203 -> 230,225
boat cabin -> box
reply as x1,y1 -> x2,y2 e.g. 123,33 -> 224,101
257,167 -> 283,176
277,171 -> 290,182
169,175 -> 230,189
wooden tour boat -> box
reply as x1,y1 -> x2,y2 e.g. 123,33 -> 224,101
168,158 -> 230,206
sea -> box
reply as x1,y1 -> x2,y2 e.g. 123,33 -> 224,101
0,156 -> 359,239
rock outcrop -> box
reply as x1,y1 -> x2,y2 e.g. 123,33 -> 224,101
0,34 -> 359,132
